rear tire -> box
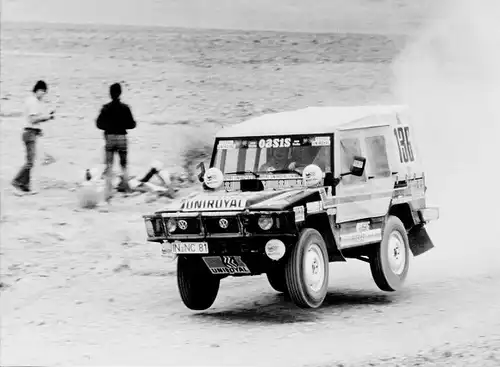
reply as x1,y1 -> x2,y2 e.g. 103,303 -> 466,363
266,265 -> 287,293
285,228 -> 329,308
370,216 -> 410,292
177,255 -> 220,310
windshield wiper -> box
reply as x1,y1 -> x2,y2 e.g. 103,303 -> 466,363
225,170 -> 260,178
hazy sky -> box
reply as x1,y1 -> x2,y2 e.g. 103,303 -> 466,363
1,0 -> 435,33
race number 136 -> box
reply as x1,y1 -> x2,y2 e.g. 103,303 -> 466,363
394,126 -> 415,163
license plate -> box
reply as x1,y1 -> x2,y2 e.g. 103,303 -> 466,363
171,241 -> 209,254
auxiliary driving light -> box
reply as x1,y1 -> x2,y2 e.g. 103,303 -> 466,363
258,216 -> 274,231
265,239 -> 286,261
166,218 -> 177,233
145,220 -> 155,237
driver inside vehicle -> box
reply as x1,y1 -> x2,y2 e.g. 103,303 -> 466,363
259,147 -> 292,172
288,146 -> 329,172
259,146 -> 330,173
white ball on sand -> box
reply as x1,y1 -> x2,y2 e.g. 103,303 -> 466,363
78,181 -> 104,209
77,168 -> 104,209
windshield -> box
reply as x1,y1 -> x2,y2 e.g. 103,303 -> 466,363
212,135 -> 332,176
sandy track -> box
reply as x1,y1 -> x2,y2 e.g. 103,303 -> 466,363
2,256 -> 499,366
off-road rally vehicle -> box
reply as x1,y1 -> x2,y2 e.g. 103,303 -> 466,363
143,105 -> 439,310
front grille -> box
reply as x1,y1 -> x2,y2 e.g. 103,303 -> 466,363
167,217 -> 202,236
161,211 -> 296,238
204,216 -> 241,235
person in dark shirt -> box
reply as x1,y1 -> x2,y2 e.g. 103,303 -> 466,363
96,82 -> 136,203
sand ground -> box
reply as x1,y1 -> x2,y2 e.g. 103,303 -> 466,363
1,1 -> 500,366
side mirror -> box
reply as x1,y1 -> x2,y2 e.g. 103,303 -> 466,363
350,156 -> 366,177
340,156 -> 367,178
196,162 -> 206,182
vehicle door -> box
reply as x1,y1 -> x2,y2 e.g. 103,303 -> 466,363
334,127 -> 394,224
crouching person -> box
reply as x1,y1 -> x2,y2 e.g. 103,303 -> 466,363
118,160 -> 176,199
78,160 -> 175,210
95,82 -> 137,203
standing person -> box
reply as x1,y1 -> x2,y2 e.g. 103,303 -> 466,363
12,80 -> 55,194
96,82 -> 137,203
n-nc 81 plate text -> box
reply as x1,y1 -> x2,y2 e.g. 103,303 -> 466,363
172,242 -> 209,254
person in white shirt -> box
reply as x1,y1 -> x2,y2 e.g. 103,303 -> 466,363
11,80 -> 55,194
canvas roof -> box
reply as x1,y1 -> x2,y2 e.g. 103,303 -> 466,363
215,105 -> 409,138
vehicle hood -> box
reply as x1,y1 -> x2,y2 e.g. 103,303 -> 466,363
155,188 -> 321,213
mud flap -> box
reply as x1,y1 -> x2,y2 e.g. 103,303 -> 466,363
202,256 -> 252,275
408,224 -> 435,256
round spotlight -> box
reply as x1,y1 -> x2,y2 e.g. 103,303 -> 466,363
203,167 -> 224,189
161,241 -> 177,261
302,164 -> 323,187
265,239 -> 286,261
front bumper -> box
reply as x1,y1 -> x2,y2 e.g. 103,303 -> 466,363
161,235 -> 296,256
159,238 -> 291,276
143,210 -> 298,242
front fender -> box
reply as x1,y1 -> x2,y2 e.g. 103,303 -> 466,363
302,212 -> 346,262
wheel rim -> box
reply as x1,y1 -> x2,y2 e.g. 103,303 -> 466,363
387,231 -> 406,275
304,243 -> 325,293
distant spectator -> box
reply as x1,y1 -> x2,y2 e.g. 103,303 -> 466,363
96,82 -> 137,203
11,80 -> 55,194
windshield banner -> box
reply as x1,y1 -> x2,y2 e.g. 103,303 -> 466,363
217,135 -> 331,150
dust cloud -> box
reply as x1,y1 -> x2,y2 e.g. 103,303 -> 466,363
392,0 -> 500,272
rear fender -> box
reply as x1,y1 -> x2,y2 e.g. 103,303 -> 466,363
407,224 -> 435,256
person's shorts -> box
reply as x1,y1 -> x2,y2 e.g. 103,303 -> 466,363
105,134 -> 128,167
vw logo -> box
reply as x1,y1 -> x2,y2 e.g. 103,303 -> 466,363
178,220 -> 188,230
219,218 -> 229,229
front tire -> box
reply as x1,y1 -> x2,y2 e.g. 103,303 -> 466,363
177,255 -> 220,310
285,228 -> 329,308
370,216 -> 410,292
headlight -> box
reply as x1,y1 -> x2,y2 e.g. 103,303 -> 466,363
166,218 -> 177,233
258,216 -> 274,230
145,220 -> 155,237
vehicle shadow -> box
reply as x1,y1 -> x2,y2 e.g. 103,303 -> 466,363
191,289 -> 394,325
